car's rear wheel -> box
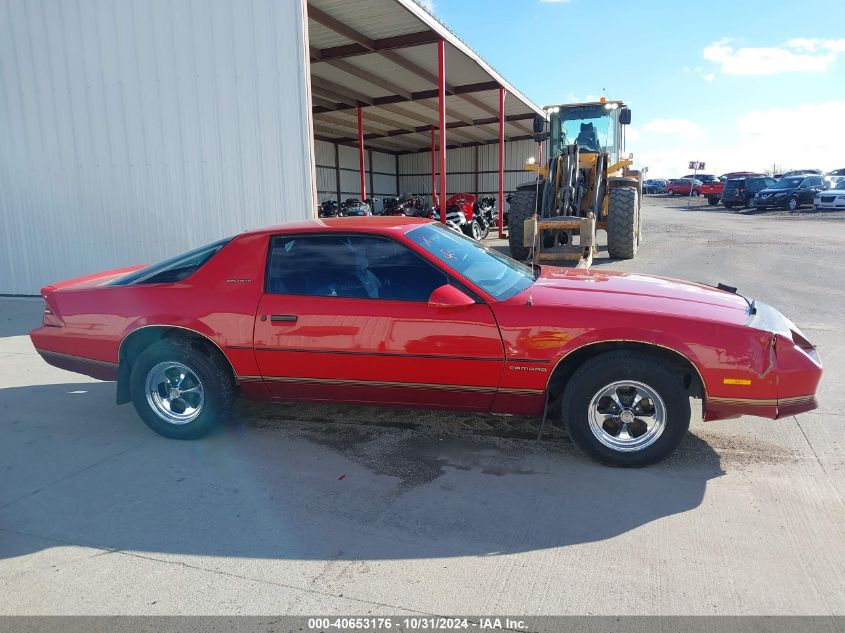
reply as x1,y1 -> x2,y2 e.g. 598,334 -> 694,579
130,338 -> 235,439
707,197 -> 719,206
562,352 -> 691,466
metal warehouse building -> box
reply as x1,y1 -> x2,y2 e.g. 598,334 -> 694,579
0,0 -> 543,295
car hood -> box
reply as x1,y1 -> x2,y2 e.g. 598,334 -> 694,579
507,268 -> 751,325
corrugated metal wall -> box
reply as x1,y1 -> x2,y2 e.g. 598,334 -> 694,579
0,0 -> 313,295
397,139 -> 543,210
315,140 -> 397,214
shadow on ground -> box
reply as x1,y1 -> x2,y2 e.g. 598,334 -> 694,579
0,380 -> 726,563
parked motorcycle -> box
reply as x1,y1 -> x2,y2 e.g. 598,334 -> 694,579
383,193 -> 424,216
430,193 -> 498,240
340,198 -> 375,217
318,199 -> 341,218
381,197 -> 399,215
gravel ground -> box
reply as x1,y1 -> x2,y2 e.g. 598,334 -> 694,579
1,196 -> 843,616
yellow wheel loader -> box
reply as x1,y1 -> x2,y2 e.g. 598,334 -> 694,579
508,100 -> 642,266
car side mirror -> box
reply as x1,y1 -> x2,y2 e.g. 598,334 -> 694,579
428,284 -> 475,309
533,113 -> 546,134
799,184 -> 807,189
619,107 -> 632,125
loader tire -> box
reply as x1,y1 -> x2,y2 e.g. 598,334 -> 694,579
607,186 -> 638,260
507,190 -> 536,261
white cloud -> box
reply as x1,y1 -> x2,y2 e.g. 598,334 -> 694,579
633,101 -> 845,177
703,38 -> 845,75
640,118 -> 705,141
703,73 -> 715,82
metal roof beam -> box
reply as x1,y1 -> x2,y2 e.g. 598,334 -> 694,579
307,6 -> 374,50
311,31 -> 440,62
325,59 -> 413,101
311,80 -> 501,114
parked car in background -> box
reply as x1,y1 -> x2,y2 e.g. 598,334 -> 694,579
823,174 -> 845,189
815,180 -> 845,210
721,176 -> 777,209
826,168 -> 845,177
782,169 -> 822,177
666,178 -> 703,196
681,173 -> 717,183
753,175 -> 826,210
28,216 -> 822,467
644,179 -> 667,194
700,172 -> 765,206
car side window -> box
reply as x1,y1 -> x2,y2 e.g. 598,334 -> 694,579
266,234 -> 448,302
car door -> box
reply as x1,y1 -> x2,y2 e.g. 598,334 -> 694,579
799,177 -> 818,203
253,233 -> 505,410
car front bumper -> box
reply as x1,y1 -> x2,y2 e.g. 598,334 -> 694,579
815,197 -> 845,210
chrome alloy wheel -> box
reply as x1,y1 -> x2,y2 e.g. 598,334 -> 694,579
587,380 -> 667,453
145,361 -> 205,425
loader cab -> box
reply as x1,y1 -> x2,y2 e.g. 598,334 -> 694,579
547,101 -> 630,165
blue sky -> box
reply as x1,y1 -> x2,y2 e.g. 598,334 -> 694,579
425,0 -> 845,177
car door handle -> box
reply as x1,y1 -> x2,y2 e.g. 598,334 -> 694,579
269,314 -> 297,323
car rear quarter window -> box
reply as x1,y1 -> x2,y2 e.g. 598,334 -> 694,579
111,238 -> 231,285
265,234 -> 448,302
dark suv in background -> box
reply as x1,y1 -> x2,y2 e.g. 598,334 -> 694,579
722,176 -> 777,208
752,175 -> 826,210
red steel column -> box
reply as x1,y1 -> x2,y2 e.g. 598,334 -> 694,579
357,107 -> 366,200
498,86 -> 506,238
430,127 -> 437,204
437,39 -> 447,224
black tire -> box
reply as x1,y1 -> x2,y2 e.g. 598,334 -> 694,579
507,190 -> 536,260
129,338 -> 235,440
787,196 -> 799,211
707,197 -> 718,206
692,189 -> 700,197
469,219 -> 483,241
562,352 -> 691,467
607,186 -> 638,259
479,220 -> 490,240
723,203 -> 734,209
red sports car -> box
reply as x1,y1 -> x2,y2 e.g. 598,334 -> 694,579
30,217 -> 822,466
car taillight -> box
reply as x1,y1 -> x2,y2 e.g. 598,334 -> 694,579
41,293 -> 63,327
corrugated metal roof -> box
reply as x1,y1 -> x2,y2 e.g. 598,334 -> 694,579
308,0 -> 542,154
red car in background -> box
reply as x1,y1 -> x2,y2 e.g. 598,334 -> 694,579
700,172 -> 766,206
665,178 -> 703,196
30,217 -> 821,467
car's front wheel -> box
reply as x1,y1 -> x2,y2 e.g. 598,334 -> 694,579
787,196 -> 799,211
130,338 -> 235,439
562,352 -> 691,466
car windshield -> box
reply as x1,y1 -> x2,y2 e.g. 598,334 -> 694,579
406,223 -> 534,300
111,238 -> 231,285
771,177 -> 803,189
835,181 -> 845,190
